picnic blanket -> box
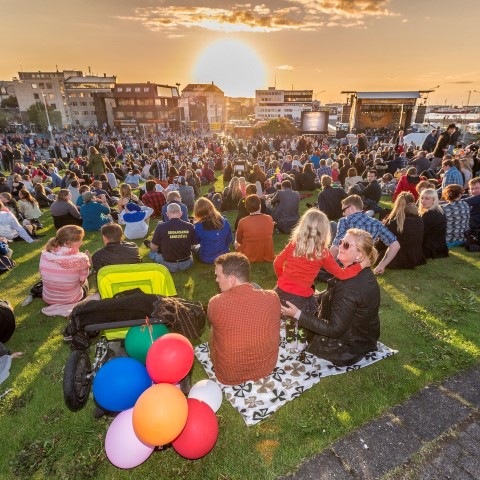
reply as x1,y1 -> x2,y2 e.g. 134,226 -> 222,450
194,337 -> 398,426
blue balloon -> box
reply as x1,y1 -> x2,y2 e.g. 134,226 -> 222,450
93,357 -> 152,412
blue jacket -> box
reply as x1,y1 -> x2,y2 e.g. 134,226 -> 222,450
194,217 -> 232,264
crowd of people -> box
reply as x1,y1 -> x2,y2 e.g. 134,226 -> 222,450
1,123 -> 480,387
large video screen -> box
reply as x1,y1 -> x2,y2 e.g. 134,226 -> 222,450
301,111 -> 329,134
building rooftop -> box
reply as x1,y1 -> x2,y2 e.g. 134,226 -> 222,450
342,91 -> 421,99
182,83 -> 224,94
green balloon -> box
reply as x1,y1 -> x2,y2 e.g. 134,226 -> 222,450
125,324 -> 169,364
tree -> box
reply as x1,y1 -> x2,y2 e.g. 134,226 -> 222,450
0,95 -> 19,108
26,102 -> 62,131
255,118 -> 299,136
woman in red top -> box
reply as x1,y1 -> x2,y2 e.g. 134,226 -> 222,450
274,208 -> 367,352
392,167 -> 421,201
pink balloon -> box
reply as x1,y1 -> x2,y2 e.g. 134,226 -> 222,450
146,333 -> 194,384
172,399 -> 219,459
105,408 -> 154,469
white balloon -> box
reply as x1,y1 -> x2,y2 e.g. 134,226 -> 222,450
188,379 -> 223,413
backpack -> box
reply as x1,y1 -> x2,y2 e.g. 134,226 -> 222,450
0,300 -> 15,343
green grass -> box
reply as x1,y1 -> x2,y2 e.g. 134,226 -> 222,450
1,174 -> 479,479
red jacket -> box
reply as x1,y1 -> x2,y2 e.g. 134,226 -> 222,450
393,175 -> 420,201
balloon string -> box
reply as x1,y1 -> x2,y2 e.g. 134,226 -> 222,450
140,316 -> 154,344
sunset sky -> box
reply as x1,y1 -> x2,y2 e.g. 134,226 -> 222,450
2,0 -> 479,104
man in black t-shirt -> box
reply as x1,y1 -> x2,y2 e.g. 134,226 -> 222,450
146,203 -> 195,273
90,223 -> 142,273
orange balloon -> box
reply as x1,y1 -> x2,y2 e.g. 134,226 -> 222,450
132,384 -> 188,446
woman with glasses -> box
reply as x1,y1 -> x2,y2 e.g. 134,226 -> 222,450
281,228 -> 380,366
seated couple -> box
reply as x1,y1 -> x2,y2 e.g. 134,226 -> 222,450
208,242 -> 380,386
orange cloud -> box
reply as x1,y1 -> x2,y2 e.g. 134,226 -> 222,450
118,1 -> 399,33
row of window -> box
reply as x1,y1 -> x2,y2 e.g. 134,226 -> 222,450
70,102 -> 95,107
117,87 -> 150,93
68,92 -> 91,98
71,111 -> 95,116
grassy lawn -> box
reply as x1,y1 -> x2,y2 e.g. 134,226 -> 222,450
0,174 -> 479,479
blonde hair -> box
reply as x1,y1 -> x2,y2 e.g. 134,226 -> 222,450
227,177 -> 243,200
419,188 -> 441,215
290,209 -> 331,260
45,225 -> 84,252
346,228 -> 378,265
119,184 -> 132,198
385,192 -> 417,233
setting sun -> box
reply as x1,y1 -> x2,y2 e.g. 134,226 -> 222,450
193,39 -> 266,97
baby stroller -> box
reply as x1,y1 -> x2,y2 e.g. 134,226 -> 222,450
62,263 -> 178,412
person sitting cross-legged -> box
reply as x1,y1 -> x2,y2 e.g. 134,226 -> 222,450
90,223 -> 142,274
145,202 -> 195,273
208,252 -> 281,385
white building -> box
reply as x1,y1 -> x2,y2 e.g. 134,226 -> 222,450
13,70 -> 116,128
65,74 -> 116,128
255,87 -> 313,122
14,70 -> 82,126
181,83 -> 225,128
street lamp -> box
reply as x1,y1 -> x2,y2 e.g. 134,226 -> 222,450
314,90 -> 326,101
175,83 -> 182,135
32,83 -> 57,158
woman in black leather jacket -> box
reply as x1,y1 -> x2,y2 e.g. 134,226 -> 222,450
281,228 -> 380,366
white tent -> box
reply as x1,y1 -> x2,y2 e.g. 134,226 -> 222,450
404,132 -> 429,147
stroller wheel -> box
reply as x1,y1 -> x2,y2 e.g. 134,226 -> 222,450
63,350 -> 92,411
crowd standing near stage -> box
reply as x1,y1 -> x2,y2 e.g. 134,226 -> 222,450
1,123 -> 480,382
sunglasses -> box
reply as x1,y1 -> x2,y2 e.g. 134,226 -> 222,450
339,239 -> 353,250
342,205 -> 350,214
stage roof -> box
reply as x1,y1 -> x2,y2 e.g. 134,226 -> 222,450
346,91 -> 421,99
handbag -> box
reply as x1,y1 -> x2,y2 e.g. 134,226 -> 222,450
0,256 -> 16,275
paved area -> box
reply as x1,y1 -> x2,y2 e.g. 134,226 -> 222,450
280,364 -> 480,480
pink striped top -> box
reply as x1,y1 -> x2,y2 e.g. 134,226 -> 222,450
39,246 -> 90,305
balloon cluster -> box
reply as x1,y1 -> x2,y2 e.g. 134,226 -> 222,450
92,326 -> 222,469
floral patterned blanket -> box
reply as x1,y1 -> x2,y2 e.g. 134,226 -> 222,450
194,339 -> 398,426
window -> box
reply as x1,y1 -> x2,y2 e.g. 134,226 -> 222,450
50,103 -> 56,109
126,87 -> 132,92
90,102 -> 95,106
80,101 -> 87,106
39,82 -> 45,89
46,83 -> 52,89
116,112 -> 125,119
143,87 -> 150,92
136,98 -> 154,106
70,102 -> 78,106
73,111 -> 79,115
134,87 -> 141,92
33,93 -> 40,100
48,93 -> 55,100
117,87 -> 123,92
144,111 -> 153,119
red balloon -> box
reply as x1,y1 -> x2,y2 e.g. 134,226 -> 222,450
172,399 -> 219,459
146,333 -> 194,384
